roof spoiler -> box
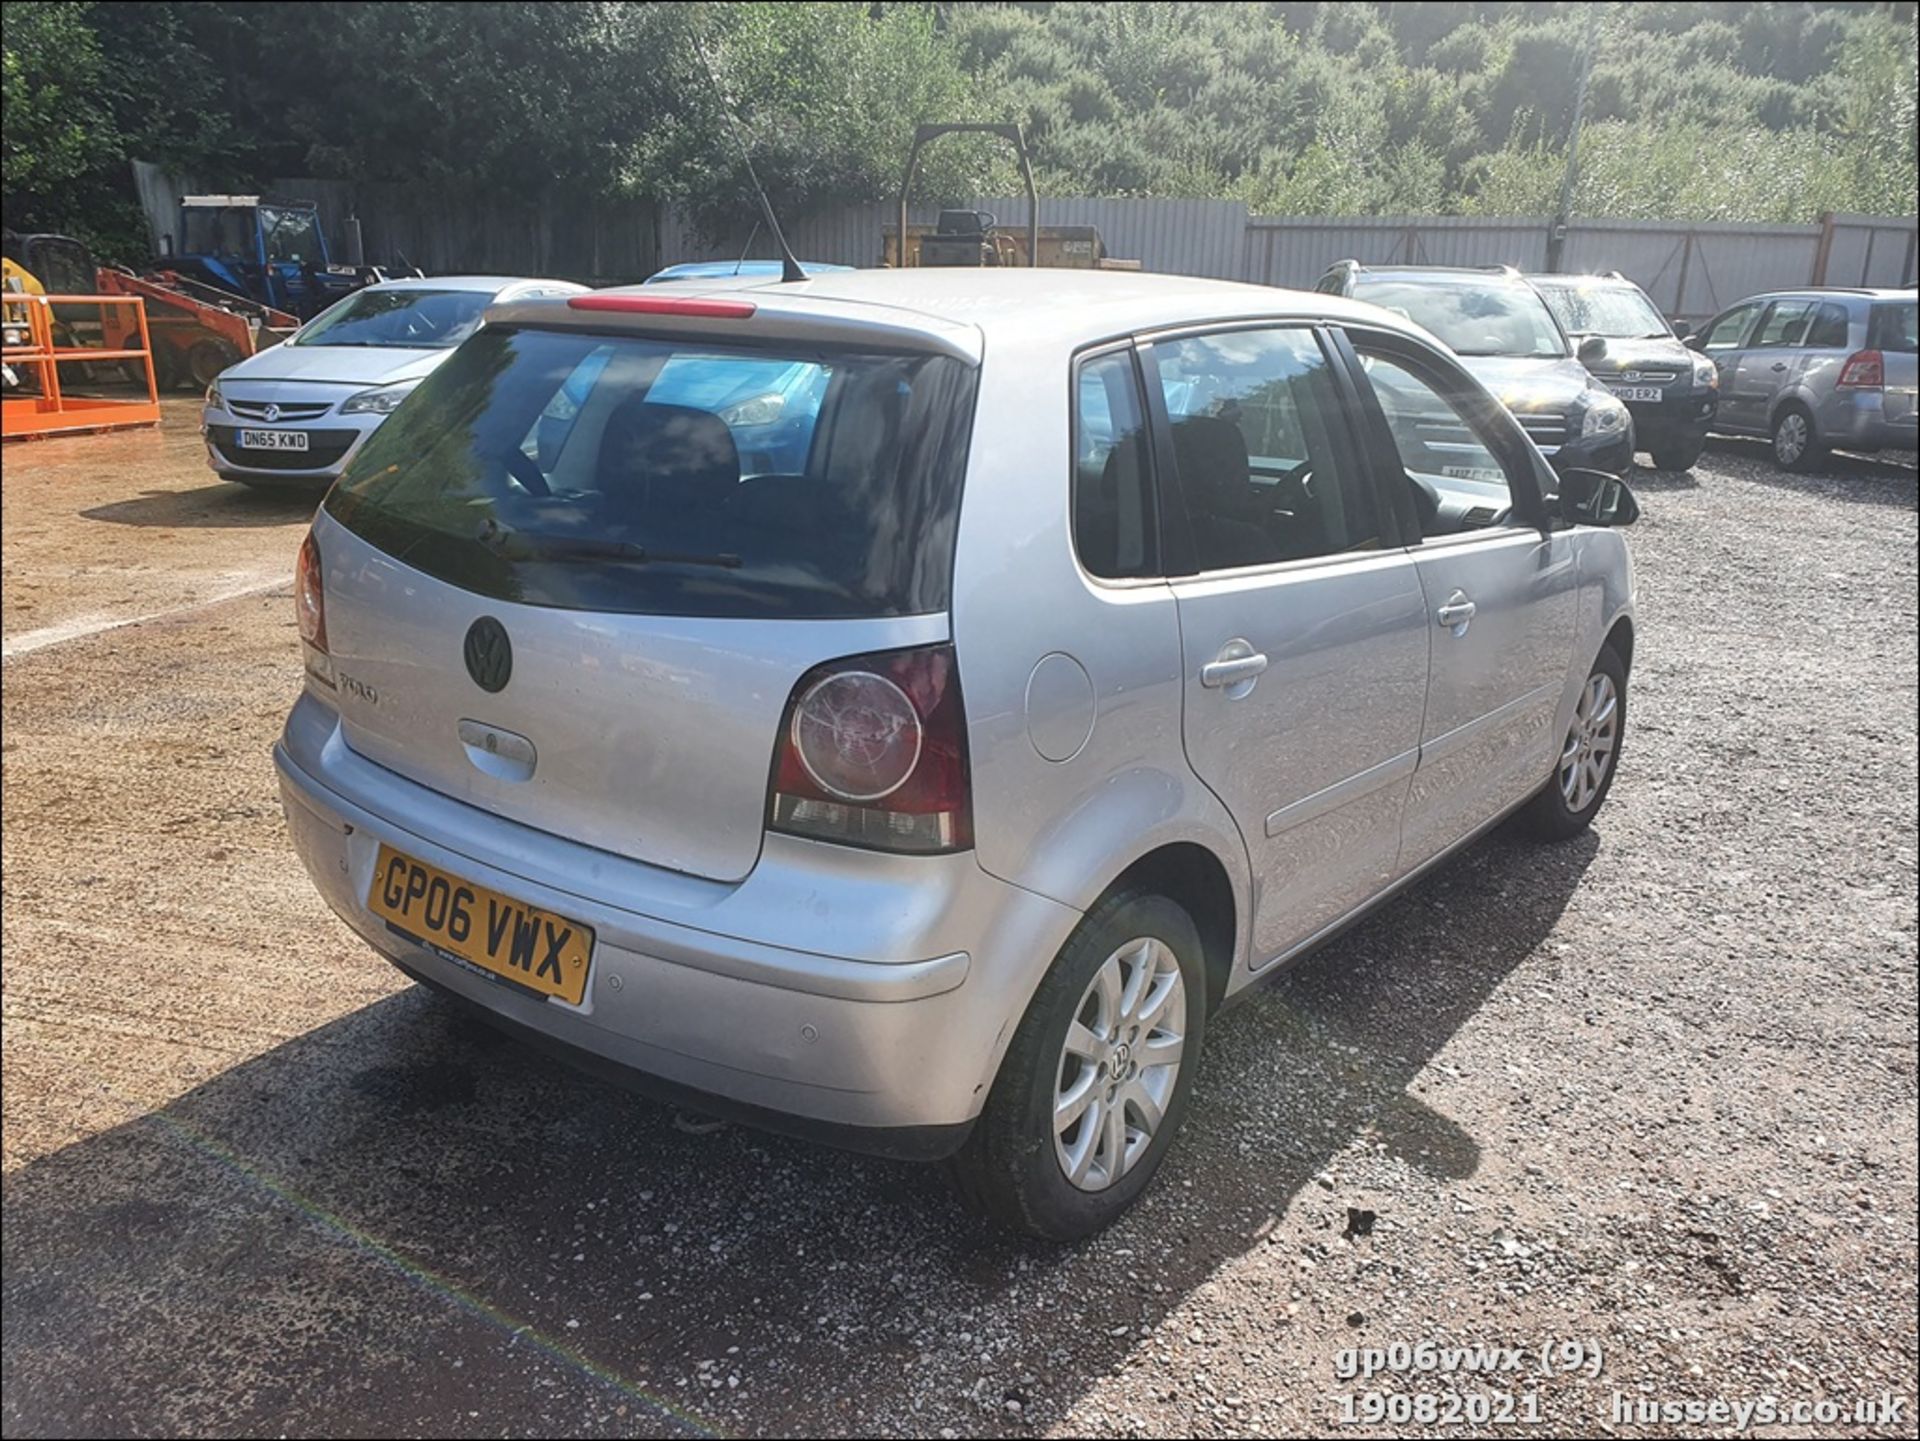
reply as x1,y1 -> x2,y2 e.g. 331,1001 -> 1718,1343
482,290 -> 982,364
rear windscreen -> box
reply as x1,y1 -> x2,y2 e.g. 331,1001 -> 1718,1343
325,326 -> 977,618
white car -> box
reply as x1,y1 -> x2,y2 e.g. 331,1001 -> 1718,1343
201,275 -> 585,488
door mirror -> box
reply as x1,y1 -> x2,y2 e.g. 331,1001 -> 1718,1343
1555,467 -> 1640,527
1576,335 -> 1608,364
1681,331 -> 1705,351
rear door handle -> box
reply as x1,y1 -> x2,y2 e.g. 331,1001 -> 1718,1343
1435,592 -> 1477,630
1770,361 -> 1789,372
1201,641 -> 1268,691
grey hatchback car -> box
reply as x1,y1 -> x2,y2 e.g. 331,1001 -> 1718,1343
1689,287 -> 1918,470
278,270 -> 1639,1238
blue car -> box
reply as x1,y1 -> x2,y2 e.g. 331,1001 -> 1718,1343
534,344 -> 828,477
644,260 -> 852,285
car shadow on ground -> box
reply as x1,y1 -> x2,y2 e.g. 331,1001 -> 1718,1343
1702,436 -> 1918,509
1626,459 -> 1701,493
81,483 -> 322,529
1,827 -> 1599,1438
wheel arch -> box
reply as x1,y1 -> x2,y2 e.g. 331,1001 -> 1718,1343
1603,612 -> 1635,674
1768,388 -> 1818,432
1097,841 -> 1240,1016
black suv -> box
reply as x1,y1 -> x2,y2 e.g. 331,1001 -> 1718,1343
1316,262 -> 1634,475
1528,271 -> 1719,471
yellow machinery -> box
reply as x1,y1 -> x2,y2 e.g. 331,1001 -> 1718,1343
881,218 -> 1141,270
883,123 -> 1140,271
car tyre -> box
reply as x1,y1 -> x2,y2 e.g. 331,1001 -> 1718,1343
1650,434 -> 1705,471
948,889 -> 1207,1240
1770,403 -> 1825,473
1521,644 -> 1627,841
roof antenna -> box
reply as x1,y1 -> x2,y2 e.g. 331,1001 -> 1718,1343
694,38 -> 806,285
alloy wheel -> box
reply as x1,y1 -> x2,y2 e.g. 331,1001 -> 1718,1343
1052,936 -> 1187,1192
1774,412 -> 1809,465
1559,671 -> 1619,812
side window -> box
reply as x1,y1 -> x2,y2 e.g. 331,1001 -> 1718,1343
1154,327 -> 1381,570
1701,304 -> 1759,351
1753,300 -> 1815,348
1354,347 -> 1517,538
1072,351 -> 1156,579
1806,302 -> 1851,349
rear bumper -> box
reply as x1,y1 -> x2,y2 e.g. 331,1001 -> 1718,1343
1814,389 -> 1919,453
273,697 -> 1081,1143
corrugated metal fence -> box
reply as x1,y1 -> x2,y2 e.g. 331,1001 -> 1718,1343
1243,215 -> 1550,285
130,162 -> 1915,321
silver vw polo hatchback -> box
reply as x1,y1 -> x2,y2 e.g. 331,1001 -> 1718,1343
278,269 -> 1639,1238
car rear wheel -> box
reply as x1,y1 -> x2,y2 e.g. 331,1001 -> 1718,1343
1521,644 -> 1627,841
948,889 -> 1206,1240
1771,404 -> 1825,473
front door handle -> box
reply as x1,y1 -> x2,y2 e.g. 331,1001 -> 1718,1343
1770,361 -> 1789,372
1201,639 -> 1268,693
1435,592 -> 1477,630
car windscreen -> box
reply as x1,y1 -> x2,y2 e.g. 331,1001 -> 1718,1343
1868,301 -> 1918,352
323,325 -> 977,619
1357,280 -> 1568,359
293,288 -> 493,350
1533,282 -> 1670,340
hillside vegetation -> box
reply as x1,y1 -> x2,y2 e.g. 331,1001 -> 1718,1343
5,1 -> 1915,261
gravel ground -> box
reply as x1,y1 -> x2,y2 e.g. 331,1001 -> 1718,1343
2,405 -> 1915,1438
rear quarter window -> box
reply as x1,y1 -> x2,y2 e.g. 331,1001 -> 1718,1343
1868,301 -> 1918,353
325,326 -> 977,619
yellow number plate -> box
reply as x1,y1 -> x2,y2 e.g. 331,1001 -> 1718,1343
368,845 -> 594,1005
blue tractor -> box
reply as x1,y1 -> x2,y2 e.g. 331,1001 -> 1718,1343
165,195 -> 416,320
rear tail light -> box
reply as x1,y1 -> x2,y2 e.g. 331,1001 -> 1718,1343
295,531 -> 334,687
769,644 -> 972,853
1836,349 -> 1884,389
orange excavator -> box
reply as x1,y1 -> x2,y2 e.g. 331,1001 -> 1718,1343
3,230 -> 299,391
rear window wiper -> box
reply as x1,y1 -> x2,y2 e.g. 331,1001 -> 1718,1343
477,522 -> 742,569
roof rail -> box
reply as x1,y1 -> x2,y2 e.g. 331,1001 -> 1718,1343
1477,264 -> 1524,278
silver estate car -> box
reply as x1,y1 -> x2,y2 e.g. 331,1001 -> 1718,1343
1689,287 -> 1918,470
278,270 -> 1640,1238
203,275 -> 584,488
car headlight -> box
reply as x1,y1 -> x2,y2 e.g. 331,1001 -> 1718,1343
719,392 -> 785,428
205,381 -> 224,410
340,383 -> 417,416
1691,355 -> 1718,390
1581,395 -> 1629,437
